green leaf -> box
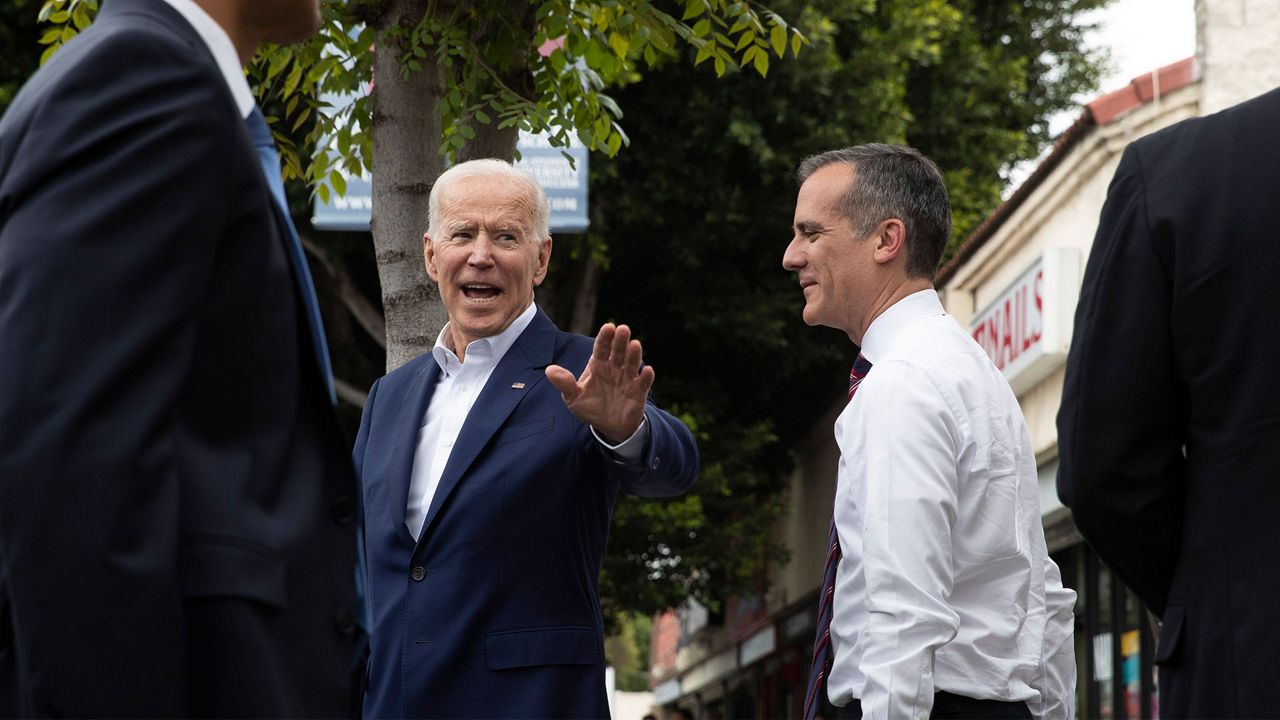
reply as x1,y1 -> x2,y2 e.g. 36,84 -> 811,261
38,27 -> 61,44
48,10 -> 68,22
770,24 -> 786,56
692,19 -> 711,38
752,48 -> 768,77
609,31 -> 629,57
71,5 -> 91,30
713,56 -> 725,76
283,62 -> 303,96
681,1 -> 701,21
735,30 -> 754,52
475,109 -> 491,124
791,32 -> 802,57
607,131 -> 622,156
329,169 -> 347,198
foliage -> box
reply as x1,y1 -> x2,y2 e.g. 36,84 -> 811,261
37,0 -> 805,202
603,612 -> 653,691
565,0 -> 1109,616
0,0 -> 42,108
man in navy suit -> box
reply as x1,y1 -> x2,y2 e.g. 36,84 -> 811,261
0,0 -> 362,716
354,159 -> 699,718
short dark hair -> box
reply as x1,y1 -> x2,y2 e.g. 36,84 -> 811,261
796,144 -> 951,280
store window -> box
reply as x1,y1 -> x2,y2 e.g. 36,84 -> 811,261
1053,543 -> 1159,718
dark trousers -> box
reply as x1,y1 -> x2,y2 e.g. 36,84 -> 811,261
843,691 -> 1032,719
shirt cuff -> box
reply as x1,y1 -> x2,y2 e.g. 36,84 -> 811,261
591,415 -> 649,463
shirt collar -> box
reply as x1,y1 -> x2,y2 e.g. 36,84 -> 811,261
859,289 -> 945,364
160,0 -> 255,118
431,302 -> 539,375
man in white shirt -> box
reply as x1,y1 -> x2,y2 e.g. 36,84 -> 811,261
0,0 -> 363,716
782,145 -> 1076,720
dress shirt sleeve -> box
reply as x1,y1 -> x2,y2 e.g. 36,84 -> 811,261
851,361 -> 962,720
1034,560 -> 1078,720
590,415 -> 650,463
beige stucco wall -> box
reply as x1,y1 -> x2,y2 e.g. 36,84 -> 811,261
770,401 -> 842,610
1198,0 -> 1280,114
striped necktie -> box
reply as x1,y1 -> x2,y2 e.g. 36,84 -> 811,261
803,352 -> 873,720
244,106 -> 336,404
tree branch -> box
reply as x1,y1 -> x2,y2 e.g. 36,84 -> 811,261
299,231 -> 387,349
334,376 -> 369,408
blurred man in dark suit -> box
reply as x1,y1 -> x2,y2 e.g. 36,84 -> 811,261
1059,86 -> 1280,717
0,0 -> 362,716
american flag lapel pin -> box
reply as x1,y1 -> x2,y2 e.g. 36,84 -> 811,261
511,382 -> 526,389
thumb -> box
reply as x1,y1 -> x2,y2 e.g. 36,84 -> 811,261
545,365 -> 580,401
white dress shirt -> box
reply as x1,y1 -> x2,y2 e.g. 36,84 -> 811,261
827,290 -> 1076,720
160,0 -> 255,118
406,303 -> 648,539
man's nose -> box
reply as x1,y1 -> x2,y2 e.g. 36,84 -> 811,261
782,237 -> 803,271
468,236 -> 496,266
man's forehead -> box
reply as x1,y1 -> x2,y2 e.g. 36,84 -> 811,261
438,192 -> 537,227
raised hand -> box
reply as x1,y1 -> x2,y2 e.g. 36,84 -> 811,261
545,323 -> 654,444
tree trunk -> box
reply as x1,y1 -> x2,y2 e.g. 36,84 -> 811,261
372,0 -> 448,372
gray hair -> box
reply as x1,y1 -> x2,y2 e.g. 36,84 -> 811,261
796,144 -> 951,280
428,158 -> 550,241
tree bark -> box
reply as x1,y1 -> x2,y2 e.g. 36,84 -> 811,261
372,0 -> 448,372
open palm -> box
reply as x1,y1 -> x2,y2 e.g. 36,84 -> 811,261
545,323 -> 654,443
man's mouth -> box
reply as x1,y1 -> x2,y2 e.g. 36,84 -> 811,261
462,283 -> 501,300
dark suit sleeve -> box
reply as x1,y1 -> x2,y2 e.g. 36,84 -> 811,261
1056,144 -> 1187,616
0,32 -> 236,714
604,403 -> 699,497
353,377 -> 382,472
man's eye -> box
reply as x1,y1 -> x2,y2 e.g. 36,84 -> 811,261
497,234 -> 516,243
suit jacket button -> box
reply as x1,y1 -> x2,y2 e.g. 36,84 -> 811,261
410,566 -> 426,582
331,496 -> 354,525
334,607 -> 356,637
651,456 -> 661,470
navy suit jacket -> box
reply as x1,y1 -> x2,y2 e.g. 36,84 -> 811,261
1058,86 -> 1280,716
354,309 -> 698,718
0,1 -> 361,716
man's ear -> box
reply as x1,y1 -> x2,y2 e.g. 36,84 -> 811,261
533,235 -> 553,287
423,232 -> 438,282
872,218 -> 907,266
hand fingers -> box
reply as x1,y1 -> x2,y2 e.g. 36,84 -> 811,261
610,324 -> 631,368
623,337 -> 643,379
592,323 -> 616,364
636,365 -> 655,397
544,365 -> 581,402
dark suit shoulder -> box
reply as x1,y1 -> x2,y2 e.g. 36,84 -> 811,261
378,352 -> 438,389
1130,84 -> 1280,165
2,8 -> 228,137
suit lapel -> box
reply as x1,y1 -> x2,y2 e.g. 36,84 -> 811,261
389,357 -> 440,547
417,310 -> 560,544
